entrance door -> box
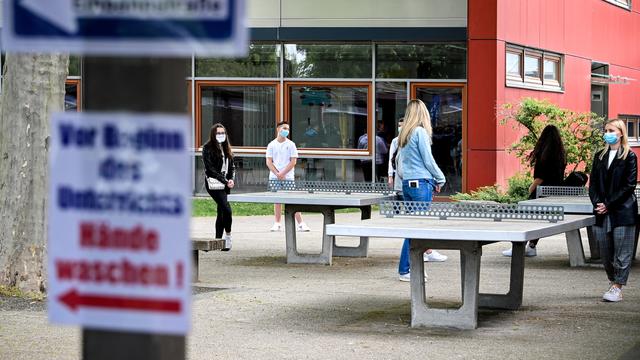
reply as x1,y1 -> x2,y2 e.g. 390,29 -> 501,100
411,84 -> 466,195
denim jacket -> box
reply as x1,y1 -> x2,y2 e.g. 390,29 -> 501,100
399,127 -> 446,186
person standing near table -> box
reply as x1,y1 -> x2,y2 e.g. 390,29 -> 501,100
266,121 -> 310,232
589,119 -> 637,302
202,123 -> 235,251
397,99 -> 447,282
503,124 -> 567,257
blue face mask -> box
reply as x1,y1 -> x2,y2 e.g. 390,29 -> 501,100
279,129 -> 289,138
603,132 -> 619,145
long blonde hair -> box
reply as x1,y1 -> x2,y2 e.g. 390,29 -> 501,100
599,119 -> 631,160
399,99 -> 432,148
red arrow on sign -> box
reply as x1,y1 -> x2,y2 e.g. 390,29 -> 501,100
58,289 -> 181,313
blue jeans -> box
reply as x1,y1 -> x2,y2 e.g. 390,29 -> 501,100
398,178 -> 435,275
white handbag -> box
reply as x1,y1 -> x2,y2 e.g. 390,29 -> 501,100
206,176 -> 226,190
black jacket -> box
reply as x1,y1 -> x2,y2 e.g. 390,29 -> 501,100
202,142 -> 235,192
589,148 -> 638,227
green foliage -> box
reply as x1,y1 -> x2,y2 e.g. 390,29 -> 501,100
0,285 -> 45,301
192,198 -> 371,217
450,173 -> 533,204
500,98 -> 604,173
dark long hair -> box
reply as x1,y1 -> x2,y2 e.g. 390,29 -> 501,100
204,123 -> 233,159
528,125 -> 566,168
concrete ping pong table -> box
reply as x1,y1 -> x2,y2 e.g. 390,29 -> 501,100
519,186 -> 640,266
228,180 -> 395,265
325,201 -> 594,329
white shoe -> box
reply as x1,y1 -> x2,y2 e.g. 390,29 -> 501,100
222,233 -> 232,251
296,222 -> 310,232
424,250 -> 447,262
603,286 -> 623,302
398,272 -> 428,282
270,223 -> 282,232
502,246 -> 537,257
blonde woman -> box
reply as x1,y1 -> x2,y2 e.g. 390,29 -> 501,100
589,119 -> 638,302
397,99 -> 447,282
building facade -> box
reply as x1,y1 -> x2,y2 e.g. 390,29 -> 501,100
62,0 -> 639,195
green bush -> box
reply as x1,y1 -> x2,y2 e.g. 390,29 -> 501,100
450,173 -> 532,204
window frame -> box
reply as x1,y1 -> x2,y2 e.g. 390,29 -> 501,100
195,80 -> 281,152
505,44 -> 564,92
621,115 -> 640,146
284,81 -> 373,156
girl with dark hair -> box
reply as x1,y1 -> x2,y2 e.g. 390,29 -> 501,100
202,123 -> 235,251
503,124 -> 567,257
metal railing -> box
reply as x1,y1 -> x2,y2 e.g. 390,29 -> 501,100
379,201 -> 564,223
536,185 -> 640,198
268,180 -> 393,195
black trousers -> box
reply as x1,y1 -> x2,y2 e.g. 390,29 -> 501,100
206,186 -> 233,238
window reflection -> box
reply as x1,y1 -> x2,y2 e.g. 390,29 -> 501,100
200,85 -> 276,147
376,44 -> 467,79
65,82 -> 79,111
415,87 -> 463,195
288,85 -> 369,150
284,44 -> 372,78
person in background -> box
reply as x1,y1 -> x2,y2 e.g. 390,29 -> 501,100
357,131 -> 388,182
202,123 -> 235,251
397,99 -> 447,282
388,118 -> 405,199
589,119 -> 637,302
502,124 -> 566,257
266,122 -> 310,232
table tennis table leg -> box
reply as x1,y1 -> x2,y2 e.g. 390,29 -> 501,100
332,205 -> 371,258
283,204 -> 333,265
478,241 -> 525,310
586,226 -> 601,261
409,240 -> 481,330
565,229 -> 586,267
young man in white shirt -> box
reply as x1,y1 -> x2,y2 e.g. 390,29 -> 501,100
266,122 -> 310,232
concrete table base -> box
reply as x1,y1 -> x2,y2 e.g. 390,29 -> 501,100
409,240 -> 528,330
284,204 -> 371,265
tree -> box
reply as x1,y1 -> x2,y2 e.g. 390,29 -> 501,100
0,53 -> 69,294
501,98 -> 604,173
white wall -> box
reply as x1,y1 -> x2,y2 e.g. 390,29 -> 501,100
247,0 -> 467,28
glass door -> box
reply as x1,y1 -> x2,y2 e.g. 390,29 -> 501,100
411,84 -> 466,195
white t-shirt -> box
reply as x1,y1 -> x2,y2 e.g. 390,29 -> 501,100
607,149 -> 617,168
266,138 -> 298,180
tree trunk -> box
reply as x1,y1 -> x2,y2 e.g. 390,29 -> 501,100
0,53 -> 69,293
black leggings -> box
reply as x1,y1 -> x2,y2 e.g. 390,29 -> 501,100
206,187 -> 232,238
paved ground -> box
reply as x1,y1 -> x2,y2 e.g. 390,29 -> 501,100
1,212 -> 639,360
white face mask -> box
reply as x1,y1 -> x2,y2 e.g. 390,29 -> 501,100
216,134 -> 226,143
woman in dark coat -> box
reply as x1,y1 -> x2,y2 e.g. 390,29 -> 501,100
589,119 -> 637,302
202,123 -> 235,251
503,125 -> 566,257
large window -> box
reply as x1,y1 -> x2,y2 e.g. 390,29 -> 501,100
376,44 -> 467,79
286,84 -> 370,151
284,44 -> 372,78
198,83 -> 278,148
412,84 -> 465,196
196,44 -> 280,78
506,45 -> 563,91
65,80 -> 81,111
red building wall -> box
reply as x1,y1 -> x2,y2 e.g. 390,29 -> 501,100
468,0 -> 640,190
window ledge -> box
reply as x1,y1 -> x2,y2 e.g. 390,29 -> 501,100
506,81 -> 564,93
603,0 -> 632,11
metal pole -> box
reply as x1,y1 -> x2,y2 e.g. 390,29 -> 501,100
82,56 -> 188,360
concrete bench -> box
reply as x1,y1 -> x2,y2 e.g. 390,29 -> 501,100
191,238 -> 225,282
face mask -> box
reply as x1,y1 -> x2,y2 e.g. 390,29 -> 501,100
603,132 -> 619,145
216,134 -> 226,143
279,129 -> 289,138
398,126 -> 402,133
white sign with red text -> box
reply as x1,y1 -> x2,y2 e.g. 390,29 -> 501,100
48,112 -> 191,335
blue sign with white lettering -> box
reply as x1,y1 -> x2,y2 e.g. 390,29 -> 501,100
3,0 -> 247,56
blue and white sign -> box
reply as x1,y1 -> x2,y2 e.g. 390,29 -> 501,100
3,0 -> 247,56
48,112 -> 192,335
